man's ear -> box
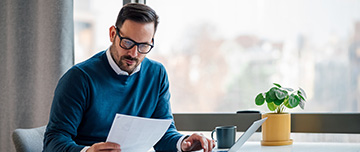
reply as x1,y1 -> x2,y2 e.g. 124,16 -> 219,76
109,26 -> 116,43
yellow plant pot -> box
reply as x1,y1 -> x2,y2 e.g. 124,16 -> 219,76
261,113 -> 293,146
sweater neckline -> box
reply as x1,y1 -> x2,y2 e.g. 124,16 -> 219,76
101,51 -> 142,81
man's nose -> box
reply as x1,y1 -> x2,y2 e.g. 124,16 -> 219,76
128,45 -> 138,57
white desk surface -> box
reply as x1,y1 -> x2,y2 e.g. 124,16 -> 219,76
214,141 -> 360,152
149,141 -> 360,152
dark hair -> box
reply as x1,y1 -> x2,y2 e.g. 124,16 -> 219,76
115,3 -> 159,32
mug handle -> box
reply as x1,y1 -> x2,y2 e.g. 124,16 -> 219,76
211,129 -> 216,141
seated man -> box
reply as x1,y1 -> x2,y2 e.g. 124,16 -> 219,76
43,3 -> 214,152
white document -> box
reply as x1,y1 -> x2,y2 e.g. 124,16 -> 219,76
106,114 -> 172,152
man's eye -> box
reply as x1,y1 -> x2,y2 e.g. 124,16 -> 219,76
122,39 -> 134,48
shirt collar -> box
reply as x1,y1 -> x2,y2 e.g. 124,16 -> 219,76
106,47 -> 141,76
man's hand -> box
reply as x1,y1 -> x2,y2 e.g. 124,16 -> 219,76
181,133 -> 215,152
87,142 -> 121,152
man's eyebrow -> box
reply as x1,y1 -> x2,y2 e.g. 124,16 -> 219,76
119,31 -> 153,44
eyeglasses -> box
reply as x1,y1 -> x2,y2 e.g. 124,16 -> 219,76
115,27 -> 154,54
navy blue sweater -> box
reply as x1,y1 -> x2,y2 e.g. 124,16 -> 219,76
43,51 -> 182,152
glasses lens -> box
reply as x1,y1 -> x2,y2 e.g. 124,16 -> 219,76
120,38 -> 135,49
138,44 -> 152,53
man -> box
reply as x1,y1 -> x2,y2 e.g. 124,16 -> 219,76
43,3 -> 215,152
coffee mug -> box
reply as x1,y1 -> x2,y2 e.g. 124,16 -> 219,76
211,125 -> 236,149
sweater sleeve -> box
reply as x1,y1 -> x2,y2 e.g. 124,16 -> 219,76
152,67 -> 183,152
43,67 -> 88,152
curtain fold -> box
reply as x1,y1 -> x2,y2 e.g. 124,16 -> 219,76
0,0 -> 74,151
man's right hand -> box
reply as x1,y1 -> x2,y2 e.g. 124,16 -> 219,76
87,142 -> 121,152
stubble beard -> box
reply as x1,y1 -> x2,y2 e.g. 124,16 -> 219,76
118,55 -> 139,74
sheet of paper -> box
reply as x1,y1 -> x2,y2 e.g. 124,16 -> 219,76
106,114 -> 172,152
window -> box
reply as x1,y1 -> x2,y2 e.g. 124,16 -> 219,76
75,0 -> 360,113
74,1 -> 360,112
146,0 -> 360,113
74,0 -> 360,143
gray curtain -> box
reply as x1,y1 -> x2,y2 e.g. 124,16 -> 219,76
0,0 -> 74,151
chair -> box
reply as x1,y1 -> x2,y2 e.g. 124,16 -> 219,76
12,126 -> 46,152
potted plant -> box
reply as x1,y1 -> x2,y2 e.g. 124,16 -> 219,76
255,83 -> 307,146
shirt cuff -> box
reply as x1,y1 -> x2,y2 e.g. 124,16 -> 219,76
80,146 -> 90,152
177,135 -> 190,152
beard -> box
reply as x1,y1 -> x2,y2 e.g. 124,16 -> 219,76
118,55 -> 139,74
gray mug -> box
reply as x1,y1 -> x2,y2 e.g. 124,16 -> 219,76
211,126 -> 236,149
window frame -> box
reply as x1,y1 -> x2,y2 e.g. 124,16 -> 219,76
173,113 -> 360,133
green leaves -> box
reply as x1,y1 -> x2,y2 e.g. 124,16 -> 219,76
267,102 -> 276,111
298,87 -> 307,110
299,87 -> 307,98
254,83 -> 307,113
273,83 -> 281,88
267,87 -> 288,106
275,89 -> 287,100
265,88 -> 277,103
288,94 -> 300,108
255,93 -> 265,105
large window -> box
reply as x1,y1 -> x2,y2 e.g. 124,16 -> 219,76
74,0 -> 360,113
74,0 -> 360,144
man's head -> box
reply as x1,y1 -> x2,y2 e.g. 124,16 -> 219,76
109,3 -> 159,74
115,3 -> 159,33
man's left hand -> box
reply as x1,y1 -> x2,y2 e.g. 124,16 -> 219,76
181,133 -> 215,152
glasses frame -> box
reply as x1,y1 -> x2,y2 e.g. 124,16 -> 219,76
115,26 -> 154,54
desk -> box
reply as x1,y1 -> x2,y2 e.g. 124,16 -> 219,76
149,142 -> 360,152
213,141 -> 360,152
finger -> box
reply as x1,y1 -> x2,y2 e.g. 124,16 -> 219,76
182,140 -> 192,150
182,134 -> 200,151
198,135 -> 208,151
203,138 -> 211,152
194,134 -> 212,152
207,138 -> 214,152
95,142 -> 121,150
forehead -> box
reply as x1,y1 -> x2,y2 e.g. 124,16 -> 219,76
119,20 -> 155,43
